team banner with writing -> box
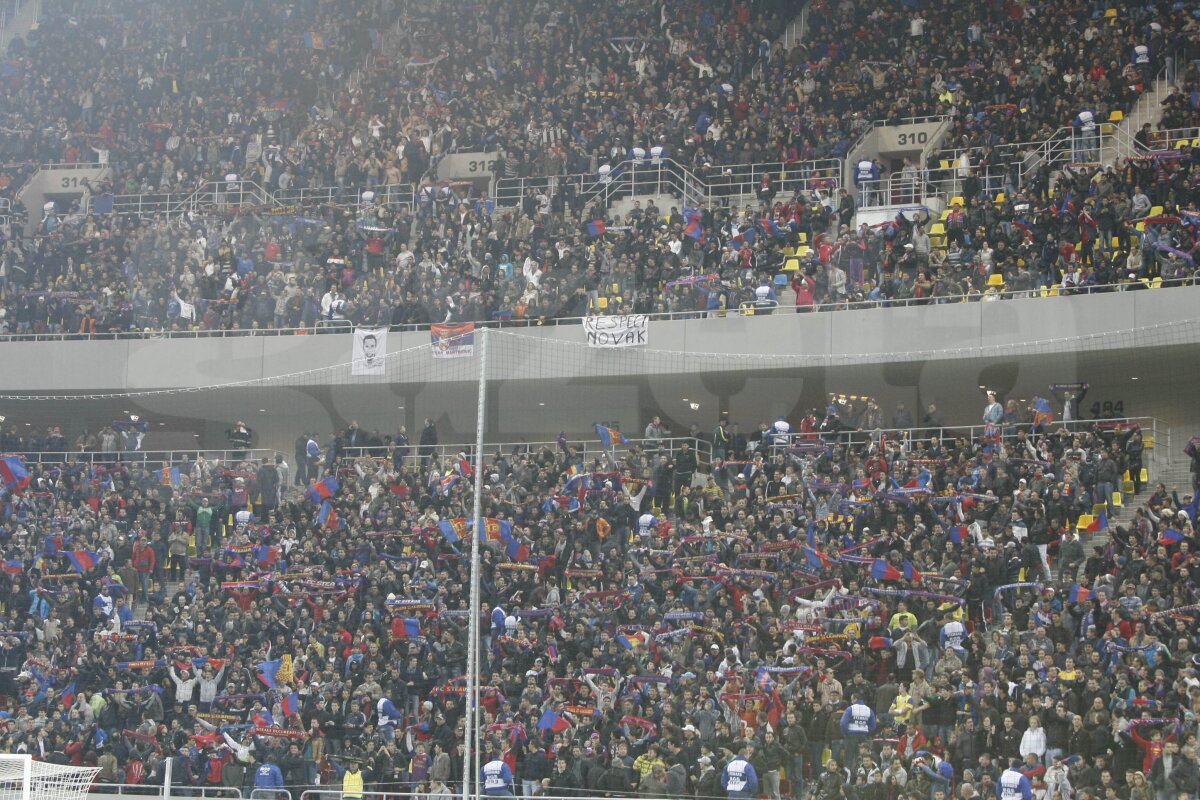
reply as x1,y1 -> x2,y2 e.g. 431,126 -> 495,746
585,315 -> 649,348
430,323 -> 475,359
351,327 -> 388,376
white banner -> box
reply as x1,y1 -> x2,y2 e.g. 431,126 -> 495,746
585,315 -> 649,348
351,327 -> 388,376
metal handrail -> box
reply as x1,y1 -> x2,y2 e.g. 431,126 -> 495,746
933,126 -> 1080,198
7,448 -> 282,467
773,416 -> 1165,475
494,157 -> 841,212
0,277 -> 1193,343
301,792 -> 686,800
90,784 -> 242,799
35,160 -> 106,171
340,435 -> 714,470
103,181 -> 415,218
854,175 -> 929,209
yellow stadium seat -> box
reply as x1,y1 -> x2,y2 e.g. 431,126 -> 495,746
741,303 -> 756,316
1113,492 -> 1123,508
1136,221 -> 1146,232
783,256 -> 801,272
1076,514 -> 1094,530
612,283 -> 620,293
929,222 -> 946,236
1045,285 -> 1059,296
1151,276 -> 1162,289
987,273 -> 1005,287
1112,236 -> 1121,250
1144,435 -> 1155,449
1109,110 -> 1124,123
795,246 -> 812,258
1124,479 -> 1136,494
1100,123 -> 1115,136
1177,139 -> 1191,149
1092,503 -> 1108,516
950,196 -> 964,207
595,297 -> 608,310
1149,206 -> 1163,217
995,192 -> 1006,204
783,245 -> 796,257
1193,138 -> 1200,148
613,296 -> 623,306
1123,470 -> 1131,481
797,232 -> 807,244
1140,468 -> 1149,481
1104,8 -> 1117,17
1039,285 -> 1050,297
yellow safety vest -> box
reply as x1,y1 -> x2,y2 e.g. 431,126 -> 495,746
343,769 -> 364,798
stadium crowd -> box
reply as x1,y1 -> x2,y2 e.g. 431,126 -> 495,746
0,394 -> 1197,800
0,0 -> 1198,333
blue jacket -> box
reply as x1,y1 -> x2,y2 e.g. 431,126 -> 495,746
998,768 -> 1033,800
840,702 -> 877,735
254,763 -> 284,789
721,757 -> 759,796
480,759 -> 514,795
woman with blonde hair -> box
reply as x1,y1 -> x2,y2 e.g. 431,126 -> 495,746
1128,770 -> 1153,800
1020,715 -> 1047,763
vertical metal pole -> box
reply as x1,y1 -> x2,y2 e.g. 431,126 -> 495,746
20,754 -> 32,800
462,326 -> 488,800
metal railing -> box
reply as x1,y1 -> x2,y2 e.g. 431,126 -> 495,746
301,792 -> 667,800
773,416 -> 1167,476
853,175 -> 932,209
36,160 -> 107,172
90,784 -> 242,799
7,448 -> 282,468
933,126 -> 1081,199
1107,124 -> 1200,161
494,157 -> 841,213
753,0 -> 809,79
102,181 -> 414,218
0,277 -> 1194,343
340,435 -> 714,471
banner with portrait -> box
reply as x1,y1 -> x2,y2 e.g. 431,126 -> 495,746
351,327 -> 388,376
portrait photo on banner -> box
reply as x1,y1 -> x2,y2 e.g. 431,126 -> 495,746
351,327 -> 388,375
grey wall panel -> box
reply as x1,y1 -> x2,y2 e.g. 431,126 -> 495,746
2,340 -> 130,391
125,337 -> 266,390
0,289 -> 1190,398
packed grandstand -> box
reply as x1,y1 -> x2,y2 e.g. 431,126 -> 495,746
1,0 -> 1200,800
0,0 -> 1198,333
